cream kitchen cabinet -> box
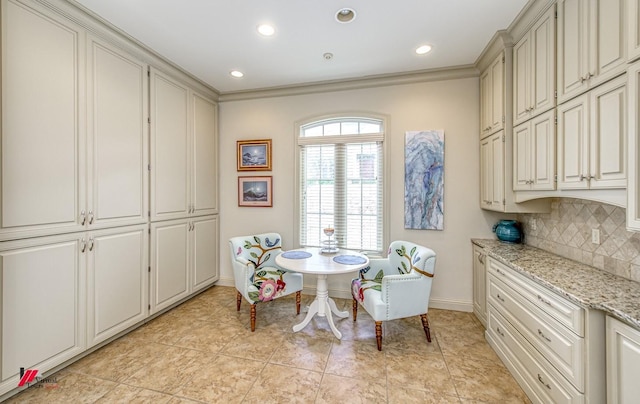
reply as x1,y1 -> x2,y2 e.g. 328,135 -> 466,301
513,110 -> 556,191
513,5 -> 556,126
150,215 -> 219,315
86,224 -> 148,348
481,52 -> 505,138
480,131 -> 505,210
0,233 -> 85,394
557,0 -> 627,103
557,74 -> 627,190
472,243 -> 487,327
628,62 -> 640,230
0,1 -> 149,242
629,0 -> 640,62
150,68 -> 218,222
486,257 -> 605,404
606,316 -> 640,404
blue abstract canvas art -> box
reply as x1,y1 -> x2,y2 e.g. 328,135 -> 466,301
404,130 -> 444,230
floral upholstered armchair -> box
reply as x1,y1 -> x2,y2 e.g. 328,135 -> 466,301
351,240 -> 436,350
228,233 -> 303,331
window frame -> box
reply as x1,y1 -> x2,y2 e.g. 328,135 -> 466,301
294,113 -> 389,256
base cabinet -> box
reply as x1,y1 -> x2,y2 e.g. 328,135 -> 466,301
472,243 -> 487,327
0,233 -> 86,392
486,257 -> 605,404
606,316 -> 640,404
150,215 -> 219,314
87,225 -> 148,348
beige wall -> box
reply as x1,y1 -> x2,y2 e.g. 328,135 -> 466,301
219,77 -> 504,311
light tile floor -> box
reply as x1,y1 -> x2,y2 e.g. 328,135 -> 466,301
6,285 -> 531,403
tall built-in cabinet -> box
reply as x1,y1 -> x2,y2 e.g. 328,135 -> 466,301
628,60 -> 640,230
0,0 -> 219,398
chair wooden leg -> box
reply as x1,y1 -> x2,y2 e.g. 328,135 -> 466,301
295,291 -> 301,315
420,313 -> 432,342
250,304 -> 256,332
352,298 -> 358,321
375,321 -> 383,351
236,291 -> 242,311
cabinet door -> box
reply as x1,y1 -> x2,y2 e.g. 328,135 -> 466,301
490,54 -> 504,133
557,0 -> 590,101
513,35 -> 532,125
591,0 -> 626,86
531,110 -> 556,190
480,68 -> 492,137
557,94 -> 589,189
472,244 -> 486,327
150,68 -> 190,221
150,219 -> 189,314
606,316 -> 640,404
513,123 -> 531,190
480,137 -> 492,208
590,75 -> 626,189
627,61 -> 640,230
0,233 -> 85,383
629,0 -> 640,62
87,225 -> 148,347
191,93 -> 218,216
0,0 -> 85,241
87,36 -> 148,229
490,132 -> 505,209
191,216 -> 219,292
531,6 -> 556,116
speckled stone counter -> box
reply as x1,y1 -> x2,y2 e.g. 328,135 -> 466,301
472,238 -> 640,331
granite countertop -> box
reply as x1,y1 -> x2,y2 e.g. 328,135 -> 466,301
472,238 -> 640,330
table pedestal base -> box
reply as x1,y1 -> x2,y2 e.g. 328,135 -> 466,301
292,274 -> 348,339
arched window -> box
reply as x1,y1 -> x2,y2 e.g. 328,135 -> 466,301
297,115 -> 386,254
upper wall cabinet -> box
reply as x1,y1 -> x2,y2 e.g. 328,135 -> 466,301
513,109 -> 556,191
480,52 -> 505,138
557,74 -> 627,190
557,0 -> 627,103
627,61 -> 640,230
0,1 -> 149,242
629,0 -> 640,62
513,5 -> 556,126
150,68 -> 218,222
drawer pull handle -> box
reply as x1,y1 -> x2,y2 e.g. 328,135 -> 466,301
496,326 -> 505,337
538,329 -> 552,342
496,268 -> 505,276
496,293 -> 505,303
537,374 -> 551,390
537,294 -> 552,306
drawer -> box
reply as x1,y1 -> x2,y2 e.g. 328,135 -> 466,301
488,308 -> 585,404
488,257 -> 584,336
489,274 -> 585,391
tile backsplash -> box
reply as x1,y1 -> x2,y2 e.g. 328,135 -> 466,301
518,198 -> 640,282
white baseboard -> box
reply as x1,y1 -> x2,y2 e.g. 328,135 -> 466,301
214,278 -> 473,313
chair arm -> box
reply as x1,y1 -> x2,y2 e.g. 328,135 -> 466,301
366,259 -> 401,277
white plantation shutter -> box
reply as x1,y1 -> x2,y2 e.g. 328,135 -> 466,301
299,117 -> 384,254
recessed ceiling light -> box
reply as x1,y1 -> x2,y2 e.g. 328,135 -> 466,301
335,8 -> 356,23
415,45 -> 432,55
257,24 -> 275,37
230,70 -> 244,78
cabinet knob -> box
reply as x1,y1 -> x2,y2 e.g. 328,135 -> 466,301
88,238 -> 94,251
80,210 -> 86,225
88,210 -> 94,225
81,238 -> 86,253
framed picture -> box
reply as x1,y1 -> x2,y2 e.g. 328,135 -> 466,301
238,176 -> 273,207
237,139 -> 272,171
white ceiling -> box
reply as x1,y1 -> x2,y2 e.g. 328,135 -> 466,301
71,0 -> 529,94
